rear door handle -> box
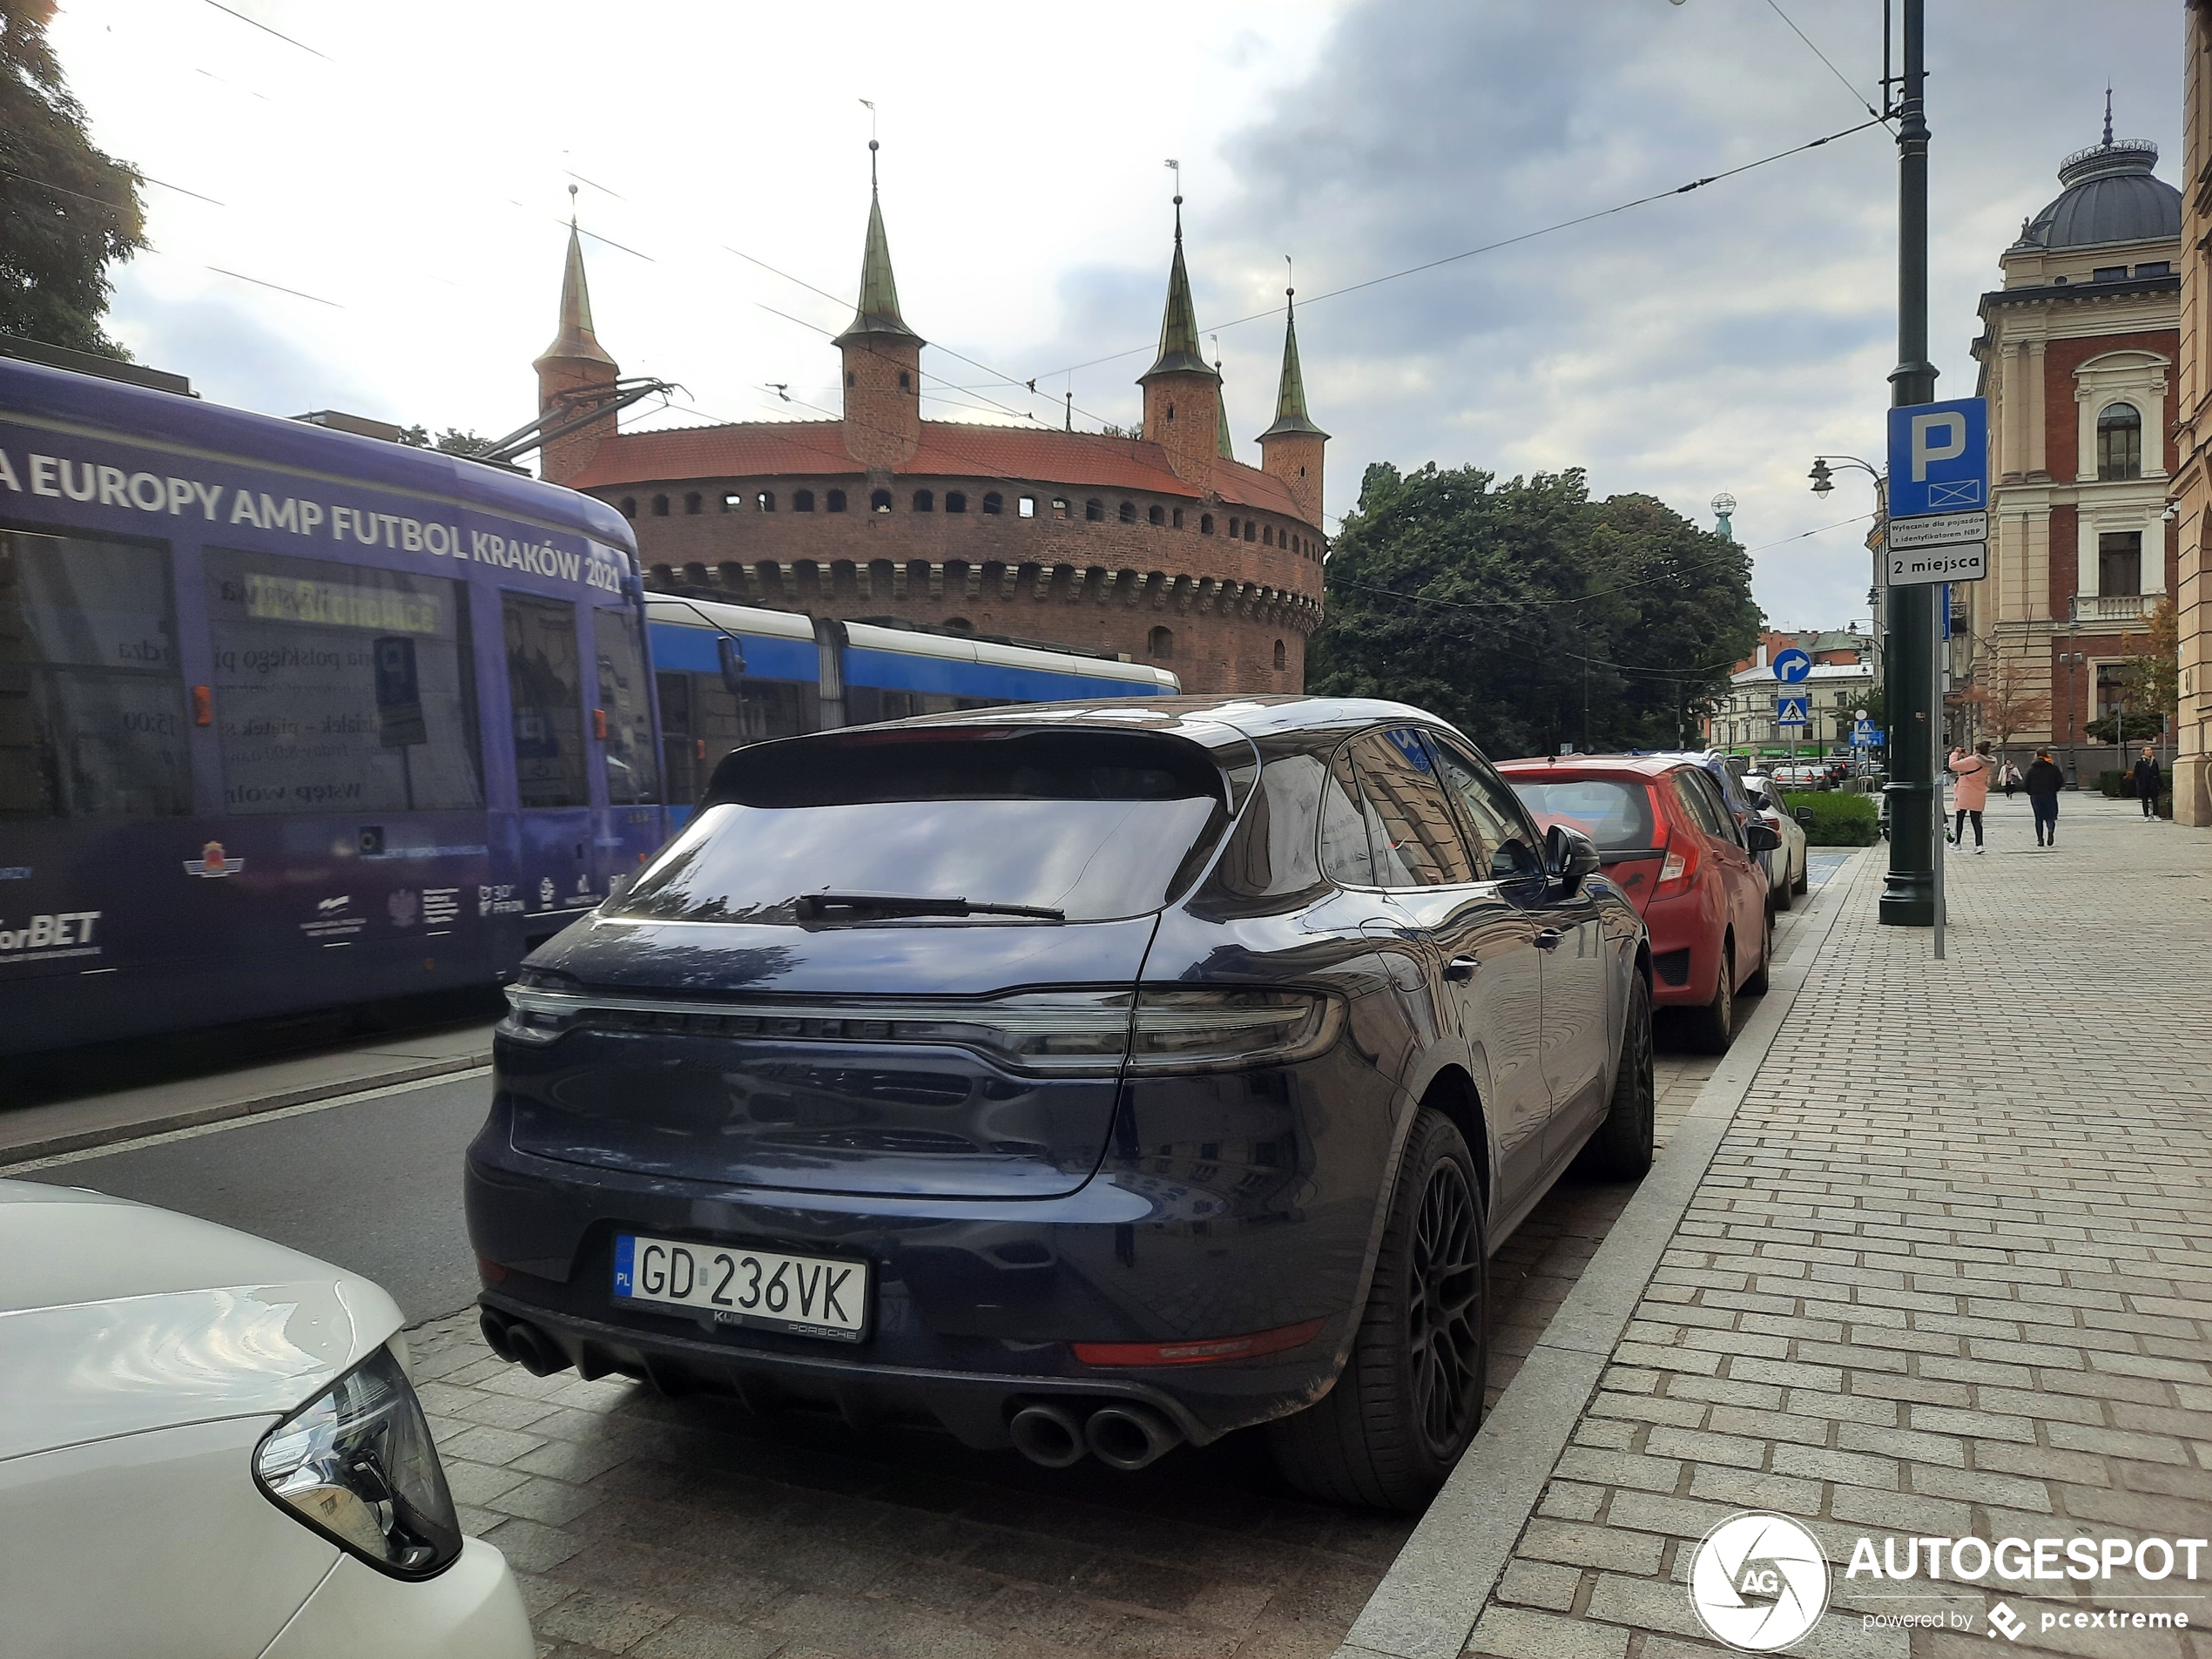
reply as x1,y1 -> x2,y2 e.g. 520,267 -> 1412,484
1444,956 -> 1480,981
1534,929 -> 1564,951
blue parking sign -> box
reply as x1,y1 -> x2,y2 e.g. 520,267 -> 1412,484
1887,398 -> 1988,518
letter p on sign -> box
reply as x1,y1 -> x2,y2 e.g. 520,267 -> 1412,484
1912,412 -> 1966,481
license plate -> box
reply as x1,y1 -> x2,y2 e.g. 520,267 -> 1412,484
613,1234 -> 867,1342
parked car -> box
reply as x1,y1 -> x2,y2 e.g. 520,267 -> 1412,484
1653,750 -> 1791,897
1738,771 -> 1811,907
0,1181 -> 530,1659
1770,761 -> 1834,791
467,697 -> 1651,1512
1501,755 -> 1777,1055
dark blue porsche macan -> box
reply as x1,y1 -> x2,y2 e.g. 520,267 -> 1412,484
464,697 -> 1652,1508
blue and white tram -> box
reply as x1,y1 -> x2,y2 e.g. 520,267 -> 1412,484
645,596 -> 1180,813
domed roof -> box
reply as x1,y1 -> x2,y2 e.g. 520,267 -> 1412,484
2015,138 -> 2180,252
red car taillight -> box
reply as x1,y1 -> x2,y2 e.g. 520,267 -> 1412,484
1654,835 -> 1696,897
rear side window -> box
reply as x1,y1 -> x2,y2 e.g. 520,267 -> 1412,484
1349,728 -> 1474,888
504,594 -> 588,807
206,548 -> 481,815
1318,746 -> 1377,886
1509,777 -> 1656,853
617,729 -> 1228,923
1672,771 -> 1732,842
1430,738 -> 1544,881
0,527 -> 191,819
1210,749 -> 1330,900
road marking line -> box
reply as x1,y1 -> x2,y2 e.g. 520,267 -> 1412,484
0,1066 -> 492,1176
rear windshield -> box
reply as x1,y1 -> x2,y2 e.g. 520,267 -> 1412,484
612,729 -> 1227,924
1509,778 -> 1657,853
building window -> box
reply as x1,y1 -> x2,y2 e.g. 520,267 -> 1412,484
1227,517 -> 1239,538
846,370 -> 856,388
1118,501 -> 1136,523
913,489 -> 934,512
1273,639 -> 1286,671
2098,530 -> 2143,596
1263,524 -> 1273,546
982,492 -> 1003,515
1172,509 -> 1184,529
794,489 -> 816,512
1051,497 -> 1069,518
1244,520 -> 1257,543
2095,663 -> 2134,721
619,497 -> 637,518
684,492 -> 702,515
2097,402 -> 2143,480
898,370 -> 912,389
721,493 -> 741,512
2138,261 -> 2172,277
2092,265 -> 2129,283
870,489 -> 893,512
651,494 -> 670,516
946,491 -> 968,514
1200,514 -> 1214,535
1085,499 -> 1103,522
1148,504 -> 1164,526
1019,496 -> 1035,518
943,616 -> 974,634
826,489 -> 847,513
1148,625 -> 1173,661
757,491 -> 776,512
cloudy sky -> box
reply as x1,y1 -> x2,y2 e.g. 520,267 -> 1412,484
52,0 -> 2181,630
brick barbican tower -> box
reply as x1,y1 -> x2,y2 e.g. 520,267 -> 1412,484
1137,197 -> 1223,493
1258,287 -> 1328,528
835,141 -> 922,471
532,192 -> 620,488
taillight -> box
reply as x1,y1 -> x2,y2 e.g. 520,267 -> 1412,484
1654,834 -> 1697,897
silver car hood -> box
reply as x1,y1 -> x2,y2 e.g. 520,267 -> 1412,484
0,1180 -> 404,1460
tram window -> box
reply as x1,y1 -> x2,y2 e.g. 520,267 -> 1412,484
0,527 -> 192,819
205,548 -> 482,815
502,592 -> 589,807
593,608 -> 660,805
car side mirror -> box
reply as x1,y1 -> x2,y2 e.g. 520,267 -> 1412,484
1793,806 -> 1815,826
716,634 -> 747,695
1545,823 -> 1602,894
1745,821 -> 1782,853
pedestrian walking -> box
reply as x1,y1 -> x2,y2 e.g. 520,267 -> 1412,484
2131,745 -> 2162,820
1946,741 -> 1992,853
2000,759 -> 2022,799
2025,748 -> 2065,846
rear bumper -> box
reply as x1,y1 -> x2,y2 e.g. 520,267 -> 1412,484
1642,894 -> 1723,1008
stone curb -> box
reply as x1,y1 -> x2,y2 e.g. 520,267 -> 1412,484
0,1050 -> 492,1169
1333,845 -> 1880,1659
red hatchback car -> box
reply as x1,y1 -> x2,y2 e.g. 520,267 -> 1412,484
1497,758 -> 1777,1052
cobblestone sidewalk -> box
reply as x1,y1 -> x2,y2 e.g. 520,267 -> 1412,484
1463,794 -> 2212,1658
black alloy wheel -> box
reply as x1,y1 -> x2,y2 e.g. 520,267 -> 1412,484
1581,973 -> 1655,1178
1268,1108 -> 1487,1510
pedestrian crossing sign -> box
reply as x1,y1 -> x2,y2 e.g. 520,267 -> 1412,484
1777,695 -> 1810,726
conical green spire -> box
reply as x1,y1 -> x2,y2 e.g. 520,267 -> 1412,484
835,142 -> 921,347
1139,198 -> 1218,384
536,194 -> 616,368
1259,287 -> 1327,441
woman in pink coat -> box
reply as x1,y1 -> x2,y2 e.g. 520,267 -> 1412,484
1947,742 -> 1993,853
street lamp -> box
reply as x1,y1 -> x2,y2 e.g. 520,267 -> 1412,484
1812,454 -> 1890,697
2059,650 -> 2086,786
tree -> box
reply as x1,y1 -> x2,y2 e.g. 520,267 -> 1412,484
1960,650 -> 2049,755
0,1 -> 146,357
2121,597 -> 2179,728
398,425 -> 496,457
1307,462 -> 1760,759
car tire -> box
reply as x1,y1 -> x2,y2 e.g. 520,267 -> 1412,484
1580,973 -> 1654,1179
1268,1107 -> 1487,1512
1689,939 -> 1735,1054
1771,873 -> 1792,914
1741,908 -> 1773,997
1792,858 -> 1809,896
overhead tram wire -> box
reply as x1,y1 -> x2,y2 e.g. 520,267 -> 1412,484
199,0 -> 331,59
1761,0 -> 1890,125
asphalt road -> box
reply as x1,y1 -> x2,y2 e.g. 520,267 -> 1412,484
37,1071 -> 494,1321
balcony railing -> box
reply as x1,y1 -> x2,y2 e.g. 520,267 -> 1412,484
2071,593 -> 2151,624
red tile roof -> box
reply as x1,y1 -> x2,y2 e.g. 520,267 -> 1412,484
563,419 -> 1309,523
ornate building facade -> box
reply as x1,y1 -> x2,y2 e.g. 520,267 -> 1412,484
531,157 -> 1327,695
1966,124 -> 2182,775
2173,4 -> 2212,823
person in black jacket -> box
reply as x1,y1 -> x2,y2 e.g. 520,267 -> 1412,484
2024,749 -> 2066,846
2132,746 -> 2163,819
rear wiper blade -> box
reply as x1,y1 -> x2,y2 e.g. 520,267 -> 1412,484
793,892 -> 1066,922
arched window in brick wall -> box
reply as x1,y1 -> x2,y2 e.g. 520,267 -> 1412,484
1227,516 -> 1238,538
1118,501 -> 1136,523
1273,639 -> 1286,671
913,489 -> 934,512
826,489 -> 847,512
1052,498 -> 1070,518
1085,499 -> 1103,521
1263,524 -> 1273,545
650,563 -> 672,584
1244,521 -> 1257,543
1148,504 -> 1164,526
651,494 -> 670,516
757,491 -> 776,511
1148,626 -> 1173,661
944,616 -> 974,633
946,491 -> 968,513
1201,514 -> 1214,535
684,492 -> 702,515
871,489 -> 893,512
898,370 -> 911,389
794,489 -> 815,511
722,494 -> 741,512
2098,403 -> 2143,481
982,492 -> 1003,515
1172,509 -> 1184,529
620,497 -> 637,518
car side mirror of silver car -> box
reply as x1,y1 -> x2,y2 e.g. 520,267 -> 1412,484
1545,823 -> 1602,894
1745,821 -> 1782,853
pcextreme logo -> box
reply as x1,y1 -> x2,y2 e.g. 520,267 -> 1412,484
1689,1513 -> 1829,1652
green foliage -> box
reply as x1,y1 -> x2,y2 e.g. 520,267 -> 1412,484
0,1 -> 147,357
398,425 -> 496,456
1784,790 -> 1877,846
2096,769 -> 2127,799
2083,710 -> 2164,744
1306,462 -> 1761,759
